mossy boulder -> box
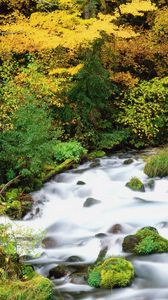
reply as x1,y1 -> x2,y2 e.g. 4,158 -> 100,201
42,159 -> 75,182
0,274 -> 53,300
87,151 -> 106,161
126,177 -> 145,192
87,257 -> 134,289
123,227 -> 168,255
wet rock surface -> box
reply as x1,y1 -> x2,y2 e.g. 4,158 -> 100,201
42,237 -> 58,249
108,224 -> 123,234
83,197 -> 101,207
77,181 -> 86,185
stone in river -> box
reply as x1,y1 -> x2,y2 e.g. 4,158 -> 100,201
123,158 -> 134,165
122,227 -> 168,255
108,224 -> 123,234
76,181 -> 86,185
87,257 -> 134,288
49,265 -> 68,279
42,237 -> 58,249
83,197 -> 101,207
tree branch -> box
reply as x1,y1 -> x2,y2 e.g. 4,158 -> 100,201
0,175 -> 21,195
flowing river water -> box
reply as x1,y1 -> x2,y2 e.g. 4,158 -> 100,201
6,151 -> 168,299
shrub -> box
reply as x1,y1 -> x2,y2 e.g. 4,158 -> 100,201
0,103 -> 61,183
53,141 -> 87,162
97,129 -> 130,150
118,77 -> 168,146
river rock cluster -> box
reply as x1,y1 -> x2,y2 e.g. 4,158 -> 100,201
87,226 -> 168,289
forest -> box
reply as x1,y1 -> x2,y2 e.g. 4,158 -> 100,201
0,0 -> 168,299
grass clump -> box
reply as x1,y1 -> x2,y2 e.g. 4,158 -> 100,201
87,257 -> 134,289
144,149 -> 168,177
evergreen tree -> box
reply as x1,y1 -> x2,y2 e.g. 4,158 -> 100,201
68,39 -> 112,130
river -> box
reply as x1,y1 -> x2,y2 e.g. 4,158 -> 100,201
9,151 -> 168,299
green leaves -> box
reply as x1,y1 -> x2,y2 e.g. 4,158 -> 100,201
0,103 -> 61,182
118,76 -> 168,146
53,141 -> 87,162
98,129 -> 130,149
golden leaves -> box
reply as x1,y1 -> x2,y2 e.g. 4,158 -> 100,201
120,0 -> 156,16
0,8 -> 138,54
49,64 -> 84,76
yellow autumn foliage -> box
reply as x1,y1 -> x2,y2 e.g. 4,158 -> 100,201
120,0 -> 156,15
49,64 -> 84,76
1,1 -> 157,55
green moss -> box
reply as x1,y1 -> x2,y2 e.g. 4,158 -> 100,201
87,151 -> 106,160
87,257 -> 134,289
135,227 -> 158,239
88,270 -> 101,288
126,177 -> 145,192
42,159 -> 74,181
123,227 -> 168,255
144,149 -> 168,177
0,274 -> 53,300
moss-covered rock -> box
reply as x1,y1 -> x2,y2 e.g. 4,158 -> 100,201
0,274 -> 53,300
42,159 -> 75,182
87,257 -> 134,289
123,227 -> 168,255
126,177 -> 145,192
87,151 -> 106,161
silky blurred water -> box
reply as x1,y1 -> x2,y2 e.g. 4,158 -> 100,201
3,151 -> 168,300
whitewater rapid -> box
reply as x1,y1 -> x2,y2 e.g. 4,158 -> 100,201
3,150 -> 168,300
